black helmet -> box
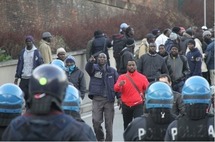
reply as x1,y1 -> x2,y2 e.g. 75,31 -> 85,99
29,64 -> 68,114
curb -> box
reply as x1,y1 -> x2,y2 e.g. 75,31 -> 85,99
80,102 -> 92,114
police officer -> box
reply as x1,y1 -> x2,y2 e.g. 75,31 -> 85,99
62,84 -> 83,122
124,82 -> 175,141
0,83 -> 24,139
2,64 -> 96,141
165,76 -> 215,141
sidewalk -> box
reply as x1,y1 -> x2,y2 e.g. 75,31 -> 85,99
80,95 -> 92,114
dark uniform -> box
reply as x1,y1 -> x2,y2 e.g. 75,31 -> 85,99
165,114 -> 214,141
2,112 -> 95,141
124,112 -> 175,141
124,82 -> 175,141
2,64 -> 96,141
165,76 -> 215,141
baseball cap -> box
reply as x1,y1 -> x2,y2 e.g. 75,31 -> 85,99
42,32 -> 52,38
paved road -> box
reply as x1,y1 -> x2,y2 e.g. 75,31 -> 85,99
81,105 -> 124,141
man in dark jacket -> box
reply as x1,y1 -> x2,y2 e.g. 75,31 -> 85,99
165,76 -> 214,141
164,44 -> 190,92
158,74 -> 185,116
14,35 -> 43,103
186,39 -> 202,77
90,30 -> 112,65
85,53 -> 119,141
65,55 -> 86,100
137,43 -> 169,83
118,38 -> 135,74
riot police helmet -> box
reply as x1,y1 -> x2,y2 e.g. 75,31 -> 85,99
0,83 -> 24,125
145,82 -> 173,109
182,76 -> 211,105
62,85 -> 81,113
29,64 -> 68,115
51,59 -> 66,71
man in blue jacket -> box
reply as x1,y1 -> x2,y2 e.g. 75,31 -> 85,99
186,39 -> 202,77
14,35 -> 43,104
85,53 -> 119,141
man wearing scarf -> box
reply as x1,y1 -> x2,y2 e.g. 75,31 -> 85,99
65,55 -> 86,100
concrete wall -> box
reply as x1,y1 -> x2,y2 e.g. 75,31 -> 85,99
0,48 -> 116,87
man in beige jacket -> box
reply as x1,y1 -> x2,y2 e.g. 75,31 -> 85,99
39,32 -> 52,63
137,33 -> 155,59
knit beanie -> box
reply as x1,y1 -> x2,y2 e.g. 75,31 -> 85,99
187,39 -> 196,46
146,33 -> 155,39
203,31 -> 212,37
65,55 -> 76,63
25,35 -> 34,42
186,29 -> 193,36
169,32 -> 178,40
56,47 -> 66,55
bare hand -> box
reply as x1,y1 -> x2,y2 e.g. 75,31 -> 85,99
119,80 -> 126,86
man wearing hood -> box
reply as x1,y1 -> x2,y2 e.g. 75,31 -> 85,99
14,35 -> 43,104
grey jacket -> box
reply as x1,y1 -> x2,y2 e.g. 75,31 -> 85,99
164,54 -> 190,82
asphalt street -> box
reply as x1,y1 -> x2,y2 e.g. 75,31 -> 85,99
81,105 -> 124,141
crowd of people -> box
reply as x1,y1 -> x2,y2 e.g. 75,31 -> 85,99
0,22 -> 214,141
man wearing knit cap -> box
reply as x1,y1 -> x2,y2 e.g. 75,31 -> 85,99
56,47 -> 66,61
39,32 -> 52,63
14,35 -> 43,106
118,38 -> 135,74
164,44 -> 190,92
202,31 -> 213,52
65,55 -> 86,100
137,33 -> 156,58
186,39 -> 202,77
164,32 -> 179,54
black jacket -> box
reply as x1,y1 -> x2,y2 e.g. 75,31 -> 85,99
137,53 -> 169,82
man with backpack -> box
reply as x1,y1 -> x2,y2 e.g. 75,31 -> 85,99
164,44 -> 190,92
112,23 -> 129,71
90,30 -> 112,65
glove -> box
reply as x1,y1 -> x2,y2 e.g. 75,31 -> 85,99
117,98 -> 122,110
